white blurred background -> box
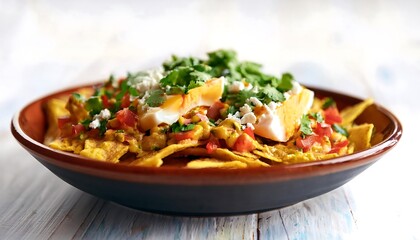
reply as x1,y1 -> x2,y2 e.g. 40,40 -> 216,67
1,0 -> 419,130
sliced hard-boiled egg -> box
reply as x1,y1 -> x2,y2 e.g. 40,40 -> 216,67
253,88 -> 314,142
139,77 -> 225,131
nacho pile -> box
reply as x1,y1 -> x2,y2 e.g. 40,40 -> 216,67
44,50 -> 379,168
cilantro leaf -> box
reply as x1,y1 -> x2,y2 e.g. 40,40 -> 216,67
332,124 -> 349,137
146,89 -> 165,107
300,114 -> 313,136
171,122 -> 196,133
258,86 -> 285,104
160,65 -> 211,94
72,93 -> 84,102
276,73 -> 294,91
322,97 -> 336,109
85,97 -> 103,116
310,112 -> 324,123
163,55 -> 202,71
128,86 -> 140,96
237,90 -> 257,106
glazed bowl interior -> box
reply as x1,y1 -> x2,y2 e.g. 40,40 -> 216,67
11,84 -> 402,215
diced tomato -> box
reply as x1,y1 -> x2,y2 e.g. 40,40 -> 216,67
86,128 -> 100,138
101,95 -> 110,108
120,93 -> 131,108
232,133 -> 255,152
207,101 -> 225,120
116,108 -> 138,128
324,107 -> 342,125
329,139 -> 349,154
296,135 -> 322,152
313,122 -> 333,137
174,130 -> 195,142
57,116 -> 71,129
243,127 -> 255,139
72,124 -> 85,137
206,136 -> 220,154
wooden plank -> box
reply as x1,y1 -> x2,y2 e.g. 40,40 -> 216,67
276,188 -> 356,239
258,210 -> 289,239
79,202 -> 258,239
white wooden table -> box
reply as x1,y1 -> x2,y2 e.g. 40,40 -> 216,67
1,1 -> 419,239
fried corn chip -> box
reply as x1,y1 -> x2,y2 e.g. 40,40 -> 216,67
340,98 -> 374,126
49,138 -> 84,154
177,147 -> 269,167
347,123 -> 374,151
80,139 -> 129,163
130,140 -> 200,167
44,98 -> 70,145
186,158 -> 247,169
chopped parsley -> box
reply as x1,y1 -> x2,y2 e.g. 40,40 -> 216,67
145,89 -> 165,107
310,112 -> 324,123
300,114 -> 313,136
85,97 -> 103,116
160,65 -> 212,94
171,122 -> 196,133
332,124 -> 349,137
322,97 -> 336,109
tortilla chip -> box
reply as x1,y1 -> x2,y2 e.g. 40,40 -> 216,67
130,140 -> 200,167
176,147 -> 269,167
49,138 -> 84,154
340,99 -> 374,126
186,158 -> 247,169
347,123 -> 374,152
80,139 -> 129,163
44,98 -> 70,145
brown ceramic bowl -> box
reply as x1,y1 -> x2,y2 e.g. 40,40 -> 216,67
11,84 -> 402,216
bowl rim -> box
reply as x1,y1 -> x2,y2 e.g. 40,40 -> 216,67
11,83 -> 403,185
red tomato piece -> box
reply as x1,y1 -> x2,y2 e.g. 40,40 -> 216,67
243,127 -> 255,139
296,135 -> 322,152
57,116 -> 71,129
324,107 -> 342,125
313,122 -> 333,137
71,124 -> 85,137
116,108 -> 138,128
207,101 -> 225,120
232,133 -> 255,152
120,93 -> 131,108
101,95 -> 110,108
329,139 -> 349,153
206,136 -> 220,154
174,130 -> 195,142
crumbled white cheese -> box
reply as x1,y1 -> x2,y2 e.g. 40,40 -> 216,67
228,81 -> 245,93
128,68 -> 163,94
246,122 -> 255,130
98,109 -> 111,120
239,104 -> 252,116
241,112 -> 257,125
227,113 -> 241,124
89,119 -> 101,129
249,97 -> 263,107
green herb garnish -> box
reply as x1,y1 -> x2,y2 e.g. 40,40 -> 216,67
85,97 -> 103,116
171,122 -> 196,133
332,124 -> 349,137
145,89 -> 165,107
322,97 -> 336,109
310,112 -> 324,123
300,114 -> 313,136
